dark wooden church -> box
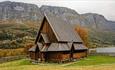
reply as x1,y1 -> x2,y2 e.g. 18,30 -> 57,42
29,13 -> 88,63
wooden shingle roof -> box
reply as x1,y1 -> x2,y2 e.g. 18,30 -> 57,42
28,46 -> 36,52
44,13 -> 82,42
41,43 -> 70,52
74,44 -> 88,50
29,43 -> 88,52
35,12 -> 83,44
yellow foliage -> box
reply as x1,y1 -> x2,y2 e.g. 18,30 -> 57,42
0,48 -> 25,57
24,43 -> 34,54
75,25 -> 89,47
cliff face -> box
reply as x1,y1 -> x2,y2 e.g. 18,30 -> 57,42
0,1 -> 43,24
0,1 -> 115,31
40,5 -> 115,31
81,13 -> 115,31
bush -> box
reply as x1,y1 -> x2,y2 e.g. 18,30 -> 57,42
0,48 -> 25,58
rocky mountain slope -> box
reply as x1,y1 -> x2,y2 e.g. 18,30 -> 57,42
0,1 -> 115,48
40,5 -> 115,31
0,1 -> 115,31
0,1 -> 43,24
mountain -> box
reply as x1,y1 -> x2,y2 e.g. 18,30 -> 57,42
0,1 -> 115,48
40,5 -> 115,31
81,13 -> 115,31
0,1 -> 114,31
0,1 -> 43,24
0,1 -> 43,49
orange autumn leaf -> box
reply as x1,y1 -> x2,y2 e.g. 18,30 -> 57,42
75,25 -> 89,47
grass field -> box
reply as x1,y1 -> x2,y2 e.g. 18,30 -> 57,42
0,55 -> 115,70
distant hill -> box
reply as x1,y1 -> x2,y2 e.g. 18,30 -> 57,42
0,1 -> 115,48
40,5 -> 115,31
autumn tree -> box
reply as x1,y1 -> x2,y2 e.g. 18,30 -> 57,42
24,43 -> 34,54
75,25 -> 89,47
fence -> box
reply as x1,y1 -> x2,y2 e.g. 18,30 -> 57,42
89,47 -> 115,56
0,55 -> 27,63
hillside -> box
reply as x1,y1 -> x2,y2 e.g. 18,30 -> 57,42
0,1 -> 115,49
0,1 -> 42,48
0,23 -> 38,48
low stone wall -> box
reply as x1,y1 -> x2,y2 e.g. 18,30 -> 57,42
89,48 -> 115,56
0,55 -> 27,63
91,53 -> 115,56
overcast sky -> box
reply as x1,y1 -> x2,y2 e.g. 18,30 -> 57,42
0,0 -> 115,21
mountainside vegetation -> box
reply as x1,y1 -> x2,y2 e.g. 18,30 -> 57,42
0,22 -> 38,49
75,25 -> 89,47
89,29 -> 115,48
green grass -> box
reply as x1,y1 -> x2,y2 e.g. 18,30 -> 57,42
0,59 -> 31,68
68,55 -> 115,66
0,55 -> 115,70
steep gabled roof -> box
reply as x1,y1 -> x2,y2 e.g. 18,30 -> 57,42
45,13 -> 82,42
35,12 -> 82,44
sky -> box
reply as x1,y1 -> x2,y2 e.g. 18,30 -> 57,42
0,0 -> 115,21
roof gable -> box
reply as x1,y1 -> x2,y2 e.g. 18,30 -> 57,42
35,13 -> 83,43
44,13 -> 82,42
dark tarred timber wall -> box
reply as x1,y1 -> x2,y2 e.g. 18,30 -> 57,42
73,50 -> 87,59
29,52 -> 36,60
29,52 -> 39,60
44,52 -> 70,62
